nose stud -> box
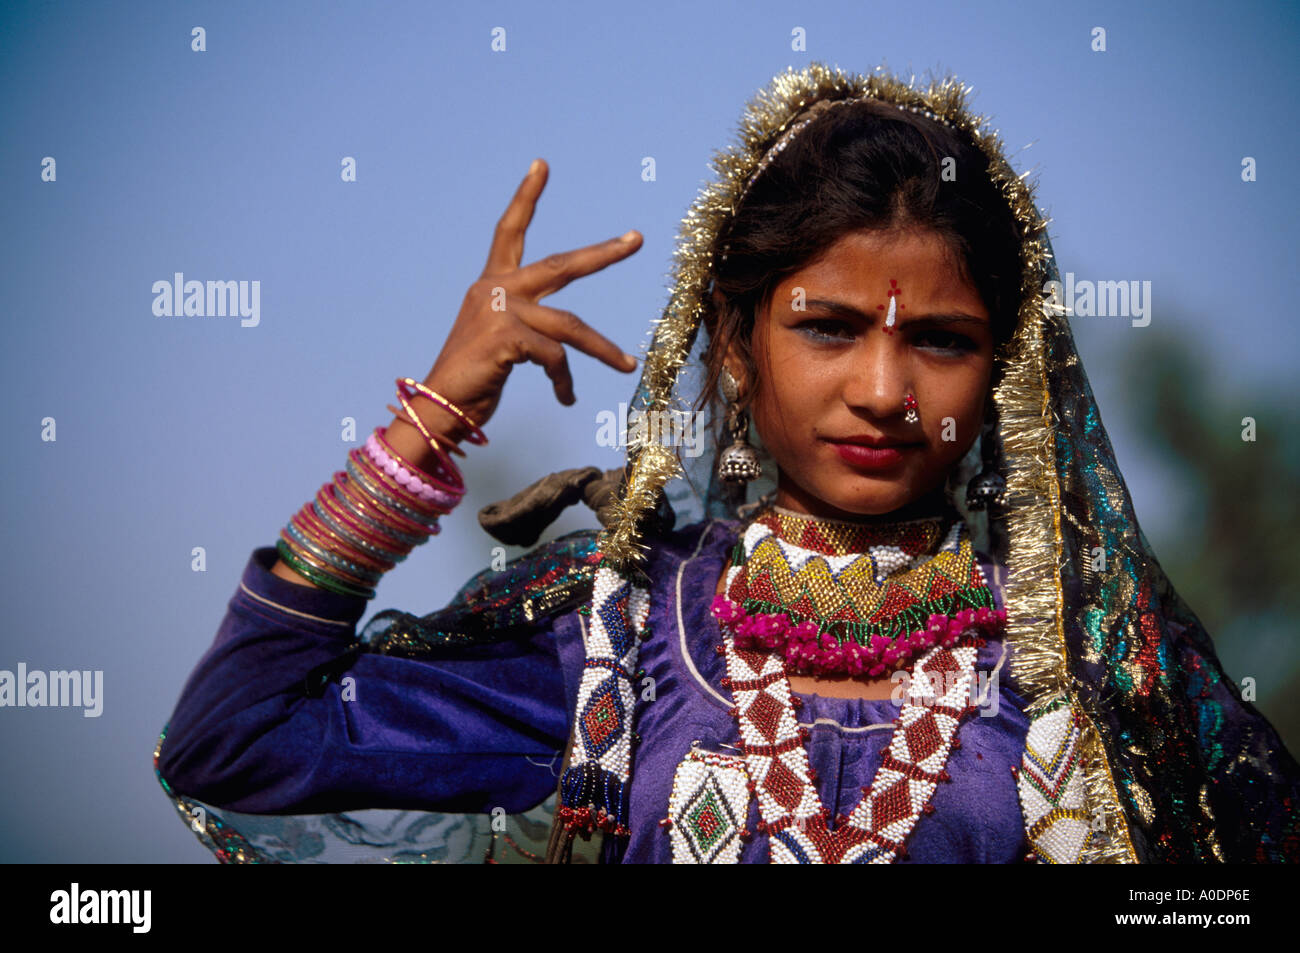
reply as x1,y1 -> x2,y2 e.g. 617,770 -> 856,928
903,393 -> 919,423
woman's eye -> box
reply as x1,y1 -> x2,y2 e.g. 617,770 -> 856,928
915,330 -> 976,352
797,319 -> 854,341
795,320 -> 976,351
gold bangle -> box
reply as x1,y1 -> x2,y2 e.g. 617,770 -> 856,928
396,377 -> 488,446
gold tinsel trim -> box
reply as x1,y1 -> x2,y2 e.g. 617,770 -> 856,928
600,441 -> 683,565
995,280 -> 1137,863
596,61 -> 1137,862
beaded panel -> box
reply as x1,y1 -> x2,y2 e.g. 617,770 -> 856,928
667,748 -> 752,864
1017,700 -> 1090,864
755,507 -> 945,557
558,563 -> 651,834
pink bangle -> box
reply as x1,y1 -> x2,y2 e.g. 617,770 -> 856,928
367,429 -> 464,504
351,445 -> 451,516
372,425 -> 465,499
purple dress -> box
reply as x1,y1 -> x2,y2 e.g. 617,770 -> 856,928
157,517 -> 1032,862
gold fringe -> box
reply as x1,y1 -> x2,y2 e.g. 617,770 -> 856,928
996,302 -> 1137,864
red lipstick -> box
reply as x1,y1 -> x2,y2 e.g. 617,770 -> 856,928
825,435 -> 918,470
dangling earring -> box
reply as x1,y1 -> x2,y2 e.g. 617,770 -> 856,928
965,407 -> 1006,510
716,367 -> 762,485
903,392 -> 919,424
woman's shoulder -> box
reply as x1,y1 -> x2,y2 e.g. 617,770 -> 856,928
359,527 -> 604,651
372,516 -> 739,650
639,514 -> 741,573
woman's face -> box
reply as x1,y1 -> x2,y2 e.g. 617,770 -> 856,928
725,228 -> 995,521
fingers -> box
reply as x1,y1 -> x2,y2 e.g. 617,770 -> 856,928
513,229 -> 642,300
479,160 -> 643,303
482,159 -> 549,276
508,323 -> 577,405
508,295 -> 639,373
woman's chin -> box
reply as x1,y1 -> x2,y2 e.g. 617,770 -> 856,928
789,484 -> 924,520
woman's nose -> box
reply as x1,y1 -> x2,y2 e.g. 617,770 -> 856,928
839,336 -> 908,419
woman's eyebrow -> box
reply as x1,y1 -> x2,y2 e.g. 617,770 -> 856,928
801,297 -> 988,326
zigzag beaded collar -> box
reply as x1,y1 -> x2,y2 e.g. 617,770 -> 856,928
712,504 -> 1007,678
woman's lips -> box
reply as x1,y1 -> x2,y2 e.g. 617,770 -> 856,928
826,440 -> 917,469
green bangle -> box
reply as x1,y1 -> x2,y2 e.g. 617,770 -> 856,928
276,539 -> 377,599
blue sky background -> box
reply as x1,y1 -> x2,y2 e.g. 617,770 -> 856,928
1,0 -> 1296,861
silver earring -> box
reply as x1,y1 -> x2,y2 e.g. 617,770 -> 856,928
716,368 -> 762,485
965,412 -> 1005,510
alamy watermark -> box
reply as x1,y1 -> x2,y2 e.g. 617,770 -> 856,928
891,667 -> 1001,718
152,272 -> 260,327
0,663 -> 103,717
49,883 -> 149,933
596,402 -> 706,458
1044,273 -> 1151,327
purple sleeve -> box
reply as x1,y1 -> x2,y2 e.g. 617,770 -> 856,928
157,546 -> 572,816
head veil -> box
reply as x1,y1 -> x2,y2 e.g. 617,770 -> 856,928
155,61 -> 1297,864
550,61 -> 1299,864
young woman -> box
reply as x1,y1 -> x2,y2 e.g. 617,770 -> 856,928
154,62 -> 1299,864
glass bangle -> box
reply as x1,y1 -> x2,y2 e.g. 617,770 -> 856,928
372,419 -> 467,488
332,471 -> 432,544
373,425 -> 465,499
276,539 -> 377,599
286,514 -> 386,581
313,484 -> 409,562
347,451 -> 445,527
352,442 -> 451,516
289,489 -> 398,573
280,526 -> 382,587
279,531 -> 379,590
382,403 -> 470,460
396,377 -> 488,446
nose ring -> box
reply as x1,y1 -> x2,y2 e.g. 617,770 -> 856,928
903,393 -> 919,424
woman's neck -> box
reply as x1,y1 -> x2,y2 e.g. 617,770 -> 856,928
768,484 -> 951,527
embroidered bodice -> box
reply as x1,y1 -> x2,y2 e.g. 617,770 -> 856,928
596,515 -> 1033,863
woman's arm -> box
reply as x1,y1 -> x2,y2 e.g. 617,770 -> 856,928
160,159 -> 639,816
269,159 -> 641,594
157,545 -> 577,816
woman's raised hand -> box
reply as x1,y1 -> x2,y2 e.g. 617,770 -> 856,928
395,159 -> 642,453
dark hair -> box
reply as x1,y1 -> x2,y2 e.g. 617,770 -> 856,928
699,98 -> 1023,419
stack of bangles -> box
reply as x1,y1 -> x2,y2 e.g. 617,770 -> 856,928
276,377 -> 487,599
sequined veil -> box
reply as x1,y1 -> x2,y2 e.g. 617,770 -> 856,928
155,61 -> 1299,863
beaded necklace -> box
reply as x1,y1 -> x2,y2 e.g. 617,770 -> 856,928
717,630 -> 982,863
711,505 -> 1007,678
703,505 -> 1002,863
